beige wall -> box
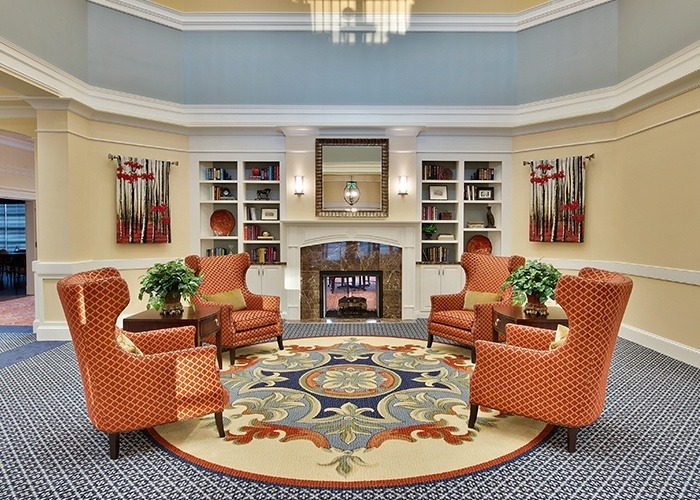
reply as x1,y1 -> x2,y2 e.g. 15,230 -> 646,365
35,108 -> 191,322
512,87 -> 700,349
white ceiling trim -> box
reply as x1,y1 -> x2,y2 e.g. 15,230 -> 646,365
1,36 -> 698,132
0,132 -> 34,150
87,0 -> 614,32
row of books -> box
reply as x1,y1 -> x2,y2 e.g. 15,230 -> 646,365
243,225 -> 275,241
205,247 -> 232,257
421,206 -> 453,220
468,168 -> 495,180
248,165 -> 280,181
422,164 -> 454,181
249,246 -> 279,264
422,246 -> 451,263
203,168 -> 234,181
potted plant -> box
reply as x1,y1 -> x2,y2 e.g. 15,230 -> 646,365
138,259 -> 203,316
422,223 -> 438,240
502,259 -> 561,316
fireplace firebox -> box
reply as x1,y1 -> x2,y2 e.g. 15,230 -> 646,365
320,271 -> 383,319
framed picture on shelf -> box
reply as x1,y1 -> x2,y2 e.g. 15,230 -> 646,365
429,185 -> 448,200
476,187 -> 494,201
261,208 -> 278,220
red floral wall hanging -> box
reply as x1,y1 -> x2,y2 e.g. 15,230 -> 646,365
528,155 -> 587,243
115,156 -> 172,244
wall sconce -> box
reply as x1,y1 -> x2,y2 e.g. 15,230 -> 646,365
398,176 -> 409,195
294,175 -> 304,195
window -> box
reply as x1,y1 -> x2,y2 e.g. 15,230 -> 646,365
0,200 -> 26,252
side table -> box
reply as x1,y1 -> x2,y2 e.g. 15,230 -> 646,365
492,304 -> 568,342
122,305 -> 222,368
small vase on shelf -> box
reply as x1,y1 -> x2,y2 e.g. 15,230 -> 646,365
485,205 -> 496,228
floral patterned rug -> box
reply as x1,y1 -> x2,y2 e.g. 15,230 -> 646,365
149,336 -> 552,488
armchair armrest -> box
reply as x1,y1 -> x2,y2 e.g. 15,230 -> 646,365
505,324 -> 556,351
244,293 -> 280,311
119,326 -> 196,354
94,345 -> 226,433
429,292 -> 466,312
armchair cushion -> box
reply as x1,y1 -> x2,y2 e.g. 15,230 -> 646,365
231,309 -> 280,332
204,288 -> 247,311
463,290 -> 501,311
549,324 -> 569,350
116,333 -> 143,356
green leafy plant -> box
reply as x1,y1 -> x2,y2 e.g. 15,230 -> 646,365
502,259 -> 561,305
138,259 -> 203,311
422,223 -> 438,239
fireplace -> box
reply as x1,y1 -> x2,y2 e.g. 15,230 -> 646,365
284,221 -> 419,321
299,241 -> 401,320
320,270 -> 383,319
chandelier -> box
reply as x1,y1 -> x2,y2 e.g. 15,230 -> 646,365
294,1 -> 415,44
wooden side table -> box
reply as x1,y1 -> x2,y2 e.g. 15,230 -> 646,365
492,304 -> 568,342
122,305 -> 222,368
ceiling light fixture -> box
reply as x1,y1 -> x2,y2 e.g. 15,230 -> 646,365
343,177 -> 361,205
294,0 -> 414,45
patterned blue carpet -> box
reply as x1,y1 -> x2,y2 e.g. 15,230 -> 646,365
0,321 -> 698,499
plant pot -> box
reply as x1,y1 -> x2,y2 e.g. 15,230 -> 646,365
523,294 -> 548,317
423,233 -> 434,240
161,293 -> 184,316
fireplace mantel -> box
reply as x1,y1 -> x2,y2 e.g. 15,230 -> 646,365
283,220 -> 420,320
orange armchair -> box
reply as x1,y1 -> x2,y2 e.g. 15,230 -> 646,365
468,267 -> 633,452
185,253 -> 283,362
56,267 -> 228,459
427,252 -> 525,362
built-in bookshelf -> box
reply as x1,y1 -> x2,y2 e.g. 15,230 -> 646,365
418,157 -> 505,262
197,159 -> 283,264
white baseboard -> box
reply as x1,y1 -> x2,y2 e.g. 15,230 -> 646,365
36,322 -> 70,341
619,324 -> 700,369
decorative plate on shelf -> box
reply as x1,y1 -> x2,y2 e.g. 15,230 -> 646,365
210,209 -> 235,236
466,235 -> 492,255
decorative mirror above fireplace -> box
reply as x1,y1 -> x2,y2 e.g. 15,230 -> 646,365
315,138 -> 389,218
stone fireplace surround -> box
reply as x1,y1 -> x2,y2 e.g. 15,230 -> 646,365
284,221 -> 419,321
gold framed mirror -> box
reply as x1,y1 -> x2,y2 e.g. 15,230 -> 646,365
315,138 -> 389,218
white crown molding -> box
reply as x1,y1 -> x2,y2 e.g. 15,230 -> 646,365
87,0 -> 614,32
0,164 -> 34,176
1,34 -> 698,133
0,132 -> 34,151
0,186 -> 36,200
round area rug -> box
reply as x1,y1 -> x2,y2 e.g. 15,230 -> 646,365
149,336 -> 552,488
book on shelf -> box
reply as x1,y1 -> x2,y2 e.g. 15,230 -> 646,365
250,246 -> 278,264
247,206 -> 258,220
469,168 -> 495,181
204,168 -> 233,181
437,233 -> 454,241
422,164 -> 453,181
467,221 -> 485,228
422,246 -> 451,262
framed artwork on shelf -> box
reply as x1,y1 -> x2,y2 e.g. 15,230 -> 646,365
261,208 -> 278,220
476,187 -> 494,200
429,185 -> 448,200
